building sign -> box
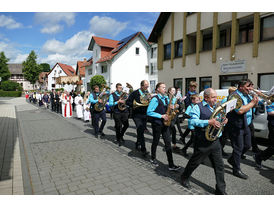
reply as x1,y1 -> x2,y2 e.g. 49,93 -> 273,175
220,60 -> 246,73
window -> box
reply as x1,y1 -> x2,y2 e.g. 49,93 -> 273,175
202,30 -> 213,51
199,77 -> 212,92
238,17 -> 254,44
136,47 -> 140,55
52,84 -> 55,88
174,40 -> 183,57
151,47 -> 157,58
219,74 -> 248,89
187,34 -> 196,54
150,63 -> 157,75
150,80 -> 156,93
185,78 -> 196,94
173,78 -> 183,92
88,68 -> 92,75
164,43 -> 171,60
258,73 -> 274,91
101,65 -> 107,73
261,15 -> 274,41
218,23 -> 231,48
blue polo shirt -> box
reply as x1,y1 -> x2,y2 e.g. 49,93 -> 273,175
109,91 -> 121,107
234,90 -> 252,125
147,94 -> 169,119
189,100 -> 214,129
266,102 -> 274,113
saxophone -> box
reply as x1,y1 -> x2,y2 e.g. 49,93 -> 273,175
163,94 -> 178,126
117,83 -> 133,111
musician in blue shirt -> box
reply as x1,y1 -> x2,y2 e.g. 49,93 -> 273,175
87,85 -> 107,138
109,83 -> 129,146
254,101 -> 274,168
181,88 -> 227,195
147,82 -> 180,171
227,79 -> 258,180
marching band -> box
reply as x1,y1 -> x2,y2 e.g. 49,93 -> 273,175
26,78 -> 274,195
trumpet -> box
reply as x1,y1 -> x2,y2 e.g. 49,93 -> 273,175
249,89 -> 274,105
133,92 -> 151,109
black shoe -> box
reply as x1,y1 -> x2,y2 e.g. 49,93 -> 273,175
172,146 -> 180,151
252,147 -> 261,153
179,137 -> 186,145
227,157 -> 235,168
117,140 -> 122,147
253,154 -> 262,169
150,159 -> 159,167
181,148 -> 189,157
233,169 -> 248,179
215,190 -> 227,195
241,154 -> 246,159
135,143 -> 141,151
181,176 -> 191,189
168,165 -> 181,171
99,132 -> 105,137
222,150 -> 229,157
142,151 -> 149,158
95,134 -> 99,138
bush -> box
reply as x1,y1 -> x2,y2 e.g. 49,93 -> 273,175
0,80 -> 21,91
0,90 -> 22,97
90,75 -> 106,90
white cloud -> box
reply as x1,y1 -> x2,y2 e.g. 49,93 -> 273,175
35,12 -> 76,34
89,16 -> 128,37
0,14 -> 23,29
41,24 -> 63,34
40,30 -> 93,66
0,41 -> 28,63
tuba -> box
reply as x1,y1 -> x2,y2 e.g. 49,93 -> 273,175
133,91 -> 151,109
94,85 -> 110,112
205,99 -> 235,141
117,83 -> 133,111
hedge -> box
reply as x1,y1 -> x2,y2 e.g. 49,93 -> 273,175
0,90 -> 22,97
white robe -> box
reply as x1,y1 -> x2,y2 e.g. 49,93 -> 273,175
83,99 -> 90,121
61,94 -> 73,118
75,95 -> 83,119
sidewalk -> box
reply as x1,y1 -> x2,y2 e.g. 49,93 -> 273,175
0,98 -> 24,195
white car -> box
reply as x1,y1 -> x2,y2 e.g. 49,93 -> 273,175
199,89 -> 269,139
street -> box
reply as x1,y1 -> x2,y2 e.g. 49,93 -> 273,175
0,97 -> 273,195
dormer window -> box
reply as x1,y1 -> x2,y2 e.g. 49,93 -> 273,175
136,47 -> 140,55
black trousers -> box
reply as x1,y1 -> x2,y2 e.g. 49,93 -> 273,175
170,115 -> 183,144
258,123 -> 274,161
133,114 -> 147,152
93,110 -> 106,135
249,123 -> 259,150
181,137 -> 226,193
229,125 -> 251,170
151,123 -> 174,167
113,112 -> 129,141
182,130 -> 195,151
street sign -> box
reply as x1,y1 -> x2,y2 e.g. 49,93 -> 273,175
220,60 -> 246,73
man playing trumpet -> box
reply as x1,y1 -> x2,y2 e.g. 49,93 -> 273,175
227,79 -> 258,179
181,88 -> 227,195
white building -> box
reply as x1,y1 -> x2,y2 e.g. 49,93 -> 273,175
85,32 -> 157,92
47,63 -> 77,92
148,43 -> 158,92
8,64 -> 39,90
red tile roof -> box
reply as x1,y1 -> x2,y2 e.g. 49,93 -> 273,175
58,63 -> 75,76
95,32 -> 148,63
93,36 -> 119,48
76,61 -> 86,77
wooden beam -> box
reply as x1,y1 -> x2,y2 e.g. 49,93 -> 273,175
196,12 -> 201,65
182,12 -> 187,67
171,13 -> 175,68
230,12 -> 237,61
212,12 -> 218,63
253,12 -> 260,57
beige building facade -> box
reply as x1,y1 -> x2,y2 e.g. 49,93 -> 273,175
149,12 -> 274,95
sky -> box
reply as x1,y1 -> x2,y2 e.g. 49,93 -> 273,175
0,12 -> 160,68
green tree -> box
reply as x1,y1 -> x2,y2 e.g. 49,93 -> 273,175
0,52 -> 11,81
90,75 -> 107,90
22,51 -> 42,89
40,63 -> 50,72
